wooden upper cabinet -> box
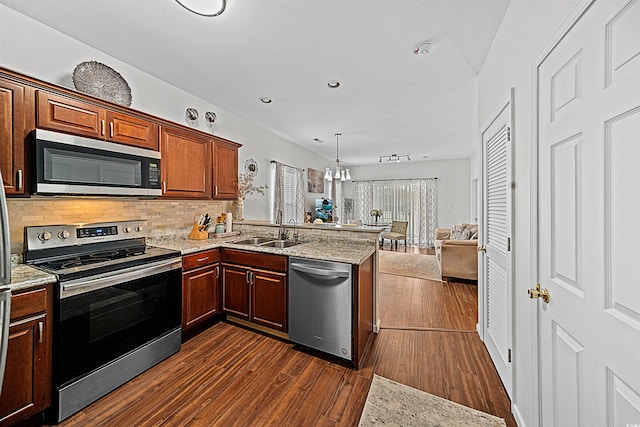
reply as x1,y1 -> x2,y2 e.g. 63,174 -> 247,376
37,91 -> 105,139
160,126 -> 212,198
212,138 -> 238,200
107,111 -> 158,150
36,91 -> 158,150
0,77 -> 29,194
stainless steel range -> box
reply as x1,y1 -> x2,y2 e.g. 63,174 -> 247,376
24,220 -> 182,423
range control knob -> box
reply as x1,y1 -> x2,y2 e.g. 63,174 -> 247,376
123,226 -> 132,233
58,230 -> 71,240
134,225 -> 144,232
38,231 -> 52,242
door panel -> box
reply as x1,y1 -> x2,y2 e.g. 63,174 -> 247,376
480,92 -> 513,398
536,0 -> 640,425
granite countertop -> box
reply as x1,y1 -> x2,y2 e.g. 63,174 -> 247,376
6,264 -> 57,293
149,235 -> 376,265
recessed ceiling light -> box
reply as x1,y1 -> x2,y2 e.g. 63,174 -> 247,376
313,138 -> 323,143
327,80 -> 341,89
259,97 -> 272,104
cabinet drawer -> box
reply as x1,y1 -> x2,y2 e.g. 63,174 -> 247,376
221,249 -> 287,272
183,249 -> 219,271
10,287 -> 47,322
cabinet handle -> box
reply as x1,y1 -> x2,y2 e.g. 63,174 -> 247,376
214,185 -> 218,196
16,169 -> 23,190
101,120 -> 105,136
162,181 -> 167,193
250,271 -> 255,285
196,257 -> 209,263
245,271 -> 250,284
216,266 -> 219,278
110,121 -> 114,138
38,321 -> 44,344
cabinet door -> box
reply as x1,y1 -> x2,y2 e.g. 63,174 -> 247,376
222,264 -> 250,320
182,264 -> 220,331
0,315 -> 49,425
107,111 -> 158,150
0,77 -> 27,194
212,139 -> 238,199
251,269 -> 287,332
160,126 -> 212,198
36,91 -> 106,139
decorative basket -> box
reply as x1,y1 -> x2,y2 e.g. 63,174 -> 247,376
72,61 -> 132,106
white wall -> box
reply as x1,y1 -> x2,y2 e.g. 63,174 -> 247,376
477,1 -> 579,426
343,158 -> 472,228
0,5 -> 329,221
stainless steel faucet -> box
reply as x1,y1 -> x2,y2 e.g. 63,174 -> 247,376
288,218 -> 298,241
277,210 -> 287,240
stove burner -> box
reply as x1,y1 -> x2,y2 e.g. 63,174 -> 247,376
61,258 -> 111,269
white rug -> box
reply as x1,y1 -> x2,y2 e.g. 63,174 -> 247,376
359,375 -> 506,427
378,252 -> 441,281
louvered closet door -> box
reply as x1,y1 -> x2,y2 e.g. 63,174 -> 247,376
481,94 -> 513,397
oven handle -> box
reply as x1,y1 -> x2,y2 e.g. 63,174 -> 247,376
60,258 -> 182,299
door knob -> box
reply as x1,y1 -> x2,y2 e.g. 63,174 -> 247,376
477,245 -> 486,253
528,284 -> 550,303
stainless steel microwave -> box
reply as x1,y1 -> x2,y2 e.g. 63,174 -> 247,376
33,129 -> 162,197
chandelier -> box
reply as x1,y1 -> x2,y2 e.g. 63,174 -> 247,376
324,133 -> 352,182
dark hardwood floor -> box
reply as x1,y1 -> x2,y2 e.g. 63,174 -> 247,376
51,246 -> 516,427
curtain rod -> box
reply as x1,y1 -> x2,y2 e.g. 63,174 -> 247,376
351,177 -> 437,182
270,160 -> 305,171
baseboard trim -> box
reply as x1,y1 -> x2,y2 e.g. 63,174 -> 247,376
512,402 -> 526,427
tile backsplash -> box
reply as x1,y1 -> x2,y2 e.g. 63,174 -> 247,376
7,198 -> 232,254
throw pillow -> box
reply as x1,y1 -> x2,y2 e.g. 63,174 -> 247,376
461,229 -> 472,240
450,224 -> 464,240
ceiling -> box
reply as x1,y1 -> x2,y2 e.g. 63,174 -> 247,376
1,0 -> 509,165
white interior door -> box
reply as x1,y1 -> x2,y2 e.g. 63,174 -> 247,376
480,92 -> 513,398
536,0 -> 640,425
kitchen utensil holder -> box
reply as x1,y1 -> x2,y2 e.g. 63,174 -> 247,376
188,223 -> 209,240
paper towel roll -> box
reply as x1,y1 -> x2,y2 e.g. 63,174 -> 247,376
225,211 -> 233,233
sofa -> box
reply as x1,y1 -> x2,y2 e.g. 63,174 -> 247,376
434,223 -> 478,282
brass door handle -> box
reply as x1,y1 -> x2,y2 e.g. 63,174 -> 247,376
477,245 -> 486,253
528,284 -> 550,303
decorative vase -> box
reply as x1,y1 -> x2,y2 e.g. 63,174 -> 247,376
235,198 -> 244,221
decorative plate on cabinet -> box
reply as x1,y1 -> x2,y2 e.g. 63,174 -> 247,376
72,61 -> 132,106
245,159 -> 258,176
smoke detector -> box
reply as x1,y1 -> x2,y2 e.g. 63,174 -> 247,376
412,40 -> 432,55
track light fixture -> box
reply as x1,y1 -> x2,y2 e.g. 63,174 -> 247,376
379,154 -> 410,163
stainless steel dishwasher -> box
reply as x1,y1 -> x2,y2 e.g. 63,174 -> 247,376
288,257 -> 352,361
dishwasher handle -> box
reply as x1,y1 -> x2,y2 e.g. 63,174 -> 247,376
290,263 -> 350,279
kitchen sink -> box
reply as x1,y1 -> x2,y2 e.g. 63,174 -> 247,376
233,237 -> 273,245
259,240 -> 302,248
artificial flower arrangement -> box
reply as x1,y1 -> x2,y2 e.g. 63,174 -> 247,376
370,209 -> 383,221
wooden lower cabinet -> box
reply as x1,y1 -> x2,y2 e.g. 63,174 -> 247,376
221,249 -> 287,333
182,250 -> 221,333
0,286 -> 52,426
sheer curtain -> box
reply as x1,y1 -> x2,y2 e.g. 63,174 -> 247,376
353,181 -> 373,224
271,161 -> 304,223
352,178 -> 437,246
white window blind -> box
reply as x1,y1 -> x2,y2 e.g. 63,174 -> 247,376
282,166 -> 297,223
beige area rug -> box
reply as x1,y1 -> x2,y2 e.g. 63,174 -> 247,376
378,251 -> 441,281
359,375 -> 506,427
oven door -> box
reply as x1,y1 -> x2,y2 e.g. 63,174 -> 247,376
55,258 -> 181,388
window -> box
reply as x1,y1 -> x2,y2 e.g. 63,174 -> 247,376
270,162 -> 304,223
